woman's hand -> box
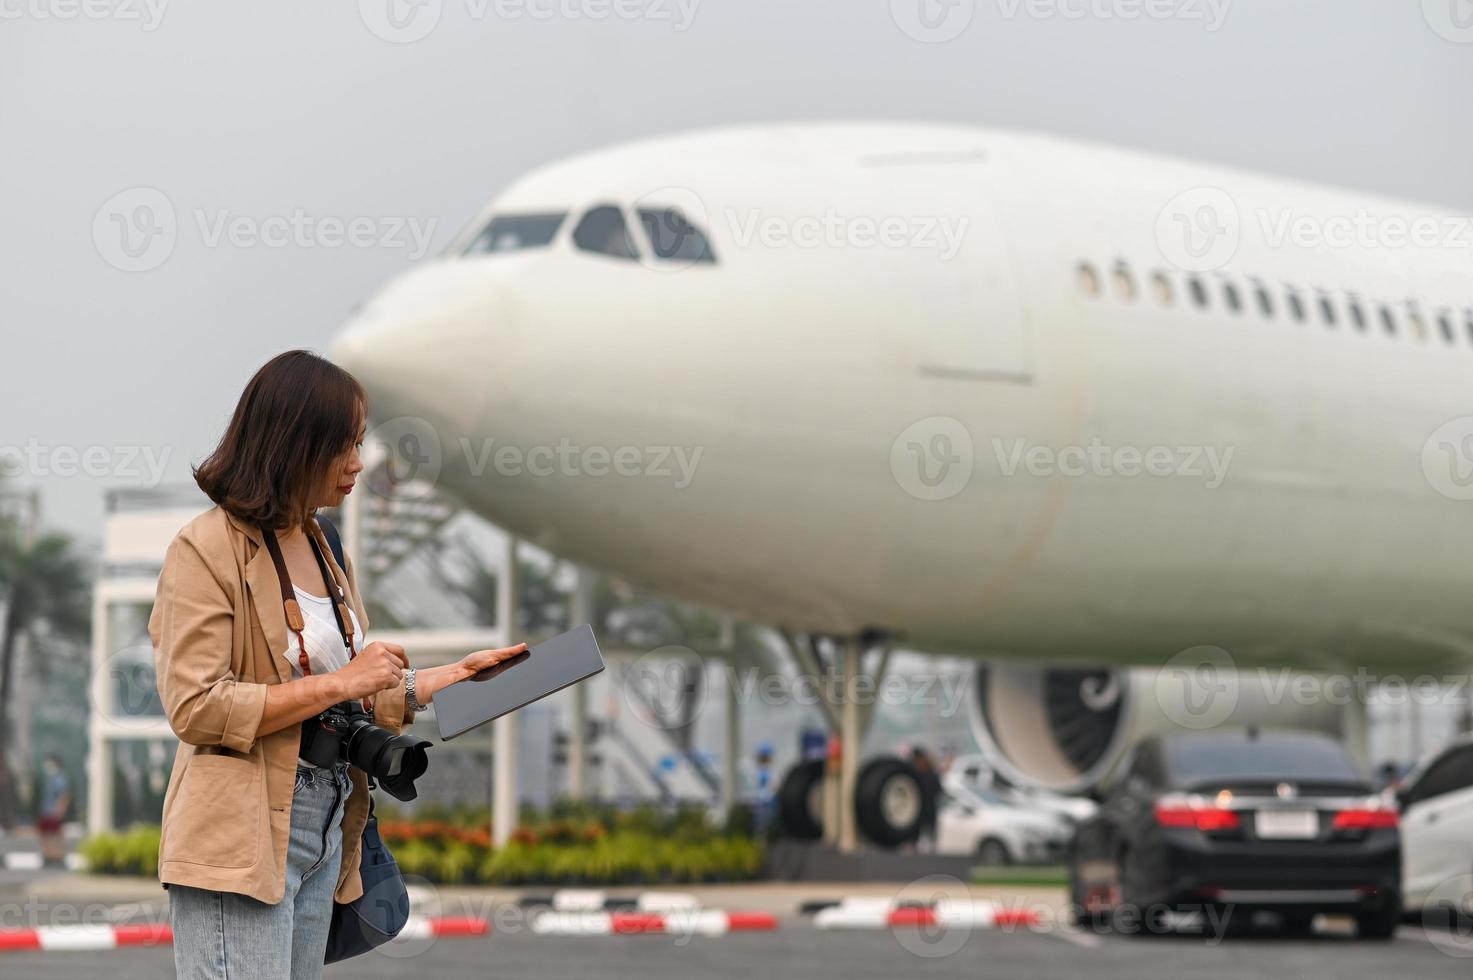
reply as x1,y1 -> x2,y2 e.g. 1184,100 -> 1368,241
337,641 -> 408,700
410,643 -> 530,708
455,643 -> 530,682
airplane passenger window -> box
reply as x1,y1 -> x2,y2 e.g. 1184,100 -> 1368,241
1254,284 -> 1274,318
1319,295 -> 1338,327
1438,311 -> 1455,344
1188,276 -> 1208,309
1222,281 -> 1242,314
1151,271 -> 1173,305
573,205 -> 640,261
462,213 -> 567,255
1076,262 -> 1101,297
1380,305 -> 1398,336
1466,310 -> 1473,346
1113,263 -> 1137,301
1348,299 -> 1367,331
637,208 -> 717,263
1286,289 -> 1306,322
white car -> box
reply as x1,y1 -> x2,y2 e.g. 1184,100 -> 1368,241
946,754 -> 1097,825
1397,736 -> 1473,912
936,778 -> 1074,865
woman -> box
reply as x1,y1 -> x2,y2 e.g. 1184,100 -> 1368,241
150,349 -> 526,979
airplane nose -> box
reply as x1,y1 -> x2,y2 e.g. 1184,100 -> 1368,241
329,266 -> 509,437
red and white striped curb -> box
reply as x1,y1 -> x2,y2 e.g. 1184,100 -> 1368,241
520,889 -> 704,912
0,916 -> 488,954
0,923 -> 173,953
813,898 -> 1040,930
530,909 -> 779,936
1,853 -> 86,871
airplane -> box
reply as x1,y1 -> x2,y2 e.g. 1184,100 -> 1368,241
330,122 -> 1473,846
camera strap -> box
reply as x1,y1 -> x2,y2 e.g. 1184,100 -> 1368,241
260,523 -> 357,678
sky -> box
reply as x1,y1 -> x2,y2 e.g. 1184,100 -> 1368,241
2,0 -> 1471,543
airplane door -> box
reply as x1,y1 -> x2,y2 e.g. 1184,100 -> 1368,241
914,192 -> 1029,381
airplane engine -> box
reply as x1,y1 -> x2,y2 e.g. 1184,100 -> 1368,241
969,660 -> 1350,794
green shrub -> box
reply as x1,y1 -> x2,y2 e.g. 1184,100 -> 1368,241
77,818 -> 765,886
436,841 -> 482,884
393,838 -> 441,879
78,824 -> 161,876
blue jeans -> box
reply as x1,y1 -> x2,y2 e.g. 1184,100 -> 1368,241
169,761 -> 353,979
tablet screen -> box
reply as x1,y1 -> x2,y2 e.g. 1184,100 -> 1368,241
433,624 -> 606,740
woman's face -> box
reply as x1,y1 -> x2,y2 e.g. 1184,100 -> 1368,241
314,419 -> 367,509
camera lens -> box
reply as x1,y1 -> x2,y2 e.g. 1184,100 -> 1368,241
342,709 -> 432,802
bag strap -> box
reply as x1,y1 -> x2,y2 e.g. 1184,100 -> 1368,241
311,514 -> 354,652
317,512 -> 347,576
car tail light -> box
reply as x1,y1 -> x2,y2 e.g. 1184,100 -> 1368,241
1154,795 -> 1241,832
1332,802 -> 1398,831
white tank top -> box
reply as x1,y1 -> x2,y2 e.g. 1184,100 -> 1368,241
283,584 -> 365,768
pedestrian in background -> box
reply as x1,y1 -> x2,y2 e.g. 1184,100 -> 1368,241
752,743 -> 776,837
910,746 -> 941,854
37,753 -> 70,868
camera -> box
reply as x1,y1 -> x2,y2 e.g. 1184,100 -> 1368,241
300,700 -> 431,802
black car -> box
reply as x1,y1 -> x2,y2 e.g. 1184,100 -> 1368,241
1068,728 -> 1400,938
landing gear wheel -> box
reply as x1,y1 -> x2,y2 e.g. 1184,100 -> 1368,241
776,759 -> 825,840
854,756 -> 931,848
976,838 -> 1012,866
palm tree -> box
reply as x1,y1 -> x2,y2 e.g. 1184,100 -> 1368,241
0,520 -> 91,828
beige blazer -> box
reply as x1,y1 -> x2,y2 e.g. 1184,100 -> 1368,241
148,505 -> 413,905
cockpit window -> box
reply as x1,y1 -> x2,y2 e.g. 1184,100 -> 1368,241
572,205 -> 640,261
637,208 -> 717,264
462,213 -> 567,255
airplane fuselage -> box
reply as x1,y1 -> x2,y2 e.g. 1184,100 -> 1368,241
333,123 -> 1473,673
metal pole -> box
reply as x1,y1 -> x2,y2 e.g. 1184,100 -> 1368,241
567,566 -> 594,799
838,640 -> 860,853
1344,682 -> 1370,769
492,534 -> 520,847
720,618 -> 739,817
86,587 -> 112,834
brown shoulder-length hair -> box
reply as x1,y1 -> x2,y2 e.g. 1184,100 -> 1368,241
194,350 -> 366,533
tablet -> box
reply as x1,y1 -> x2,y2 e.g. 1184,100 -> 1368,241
434,624 -> 606,740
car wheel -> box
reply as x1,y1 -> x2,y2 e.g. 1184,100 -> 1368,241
854,757 -> 930,848
1069,856 -> 1108,929
776,759 -> 825,840
1118,848 -> 1167,937
1356,898 -> 1401,941
976,838 -> 1011,866
1280,911 -> 1316,937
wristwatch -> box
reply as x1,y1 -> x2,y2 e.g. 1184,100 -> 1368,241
404,667 -> 424,714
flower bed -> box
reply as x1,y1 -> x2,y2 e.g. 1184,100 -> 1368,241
79,804 -> 765,885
